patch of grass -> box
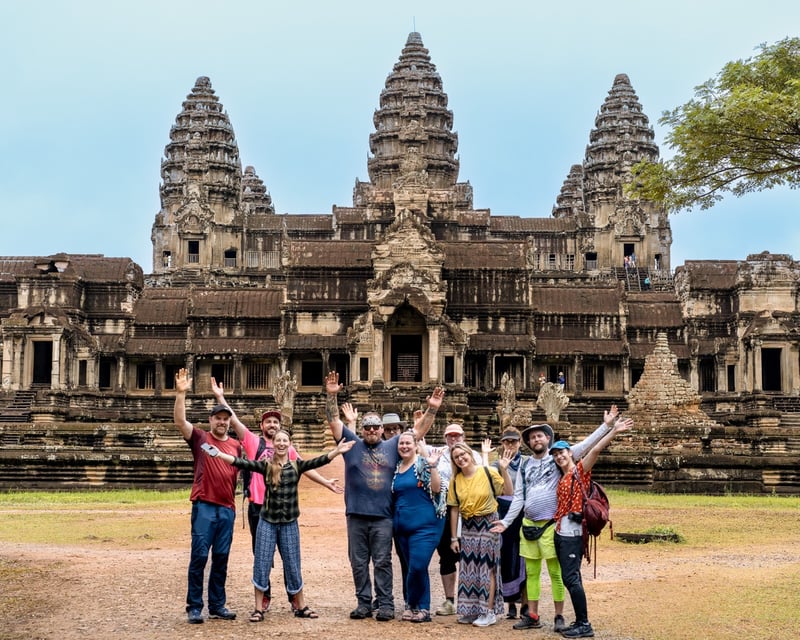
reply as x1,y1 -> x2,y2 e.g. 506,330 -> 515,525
0,488 -> 189,506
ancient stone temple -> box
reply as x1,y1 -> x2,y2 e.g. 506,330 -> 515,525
0,32 -> 798,492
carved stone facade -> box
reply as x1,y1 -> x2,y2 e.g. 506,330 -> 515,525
1,33 -> 798,492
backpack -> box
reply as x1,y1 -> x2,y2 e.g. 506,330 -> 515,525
241,437 -> 268,500
570,468 -> 612,577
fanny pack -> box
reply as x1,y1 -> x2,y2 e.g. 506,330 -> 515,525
522,519 -> 555,541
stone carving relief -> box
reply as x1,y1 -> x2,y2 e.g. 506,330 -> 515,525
393,145 -> 430,188
537,382 -> 569,422
613,201 -> 646,237
499,372 -> 516,429
271,370 -> 297,427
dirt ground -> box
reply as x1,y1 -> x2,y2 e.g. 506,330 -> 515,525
2,456 -> 798,640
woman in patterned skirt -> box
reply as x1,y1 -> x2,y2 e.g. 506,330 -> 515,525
447,442 -> 513,627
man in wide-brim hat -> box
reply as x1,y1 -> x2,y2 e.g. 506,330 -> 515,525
491,407 -> 624,633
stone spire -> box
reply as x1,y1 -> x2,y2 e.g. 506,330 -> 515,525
552,164 -> 586,218
367,32 -> 460,190
241,165 -> 275,215
582,74 -> 659,205
626,332 -> 719,431
159,76 -> 242,210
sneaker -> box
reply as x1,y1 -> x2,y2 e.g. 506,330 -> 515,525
507,602 -> 518,619
513,613 -> 543,630
375,607 -> 394,621
349,605 -> 373,619
410,609 -> 431,623
435,599 -> 456,616
561,622 -> 594,638
208,607 -> 236,620
553,614 -> 568,632
458,615 -> 477,624
187,609 -> 203,624
473,611 -> 497,627
520,603 -> 529,618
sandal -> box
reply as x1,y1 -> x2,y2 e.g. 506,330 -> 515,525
249,610 -> 264,623
294,606 -> 319,619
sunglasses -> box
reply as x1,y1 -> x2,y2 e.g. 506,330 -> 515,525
362,424 -> 382,431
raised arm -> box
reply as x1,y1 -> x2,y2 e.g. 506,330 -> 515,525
411,386 -> 444,440
495,447 -> 515,496
210,377 -> 249,440
173,368 -> 194,440
581,416 -> 633,473
324,371 -> 344,441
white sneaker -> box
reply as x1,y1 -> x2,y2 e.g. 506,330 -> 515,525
472,611 -> 497,627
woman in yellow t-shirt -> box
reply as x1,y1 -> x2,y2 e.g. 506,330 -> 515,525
447,442 -> 513,627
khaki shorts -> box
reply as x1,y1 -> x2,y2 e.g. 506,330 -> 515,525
518,518 -> 557,560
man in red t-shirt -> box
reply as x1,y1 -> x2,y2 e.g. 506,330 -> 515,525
174,368 -> 240,625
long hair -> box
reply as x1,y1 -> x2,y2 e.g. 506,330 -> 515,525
449,442 -> 475,478
268,429 -> 292,489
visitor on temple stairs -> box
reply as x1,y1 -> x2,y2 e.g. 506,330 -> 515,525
550,416 -> 632,638
429,422 -> 483,617
211,379 -> 341,613
491,427 -> 529,619
324,370 -> 444,622
392,431 -> 446,623
201,429 -> 353,622
490,407 -> 623,632
448,442 -> 514,627
173,368 -> 240,625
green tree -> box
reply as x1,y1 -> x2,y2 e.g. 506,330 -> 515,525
629,37 -> 800,211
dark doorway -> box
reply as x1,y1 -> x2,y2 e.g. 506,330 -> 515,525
761,348 -> 782,391
391,334 -> 422,382
32,341 -> 53,386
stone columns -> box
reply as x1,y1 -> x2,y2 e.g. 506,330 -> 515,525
427,324 -> 439,383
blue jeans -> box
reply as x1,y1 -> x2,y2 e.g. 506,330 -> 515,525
555,533 -> 588,623
346,515 -> 394,611
187,501 -> 235,612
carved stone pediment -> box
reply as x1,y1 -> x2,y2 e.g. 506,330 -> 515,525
612,200 -> 646,237
174,195 -> 214,233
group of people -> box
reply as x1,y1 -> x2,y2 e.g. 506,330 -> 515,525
173,366 -> 632,638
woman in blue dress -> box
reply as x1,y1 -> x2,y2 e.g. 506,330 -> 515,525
392,430 -> 446,623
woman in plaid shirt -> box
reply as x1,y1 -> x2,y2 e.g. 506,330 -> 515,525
202,430 -> 354,622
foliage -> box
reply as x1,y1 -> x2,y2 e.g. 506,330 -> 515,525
629,37 -> 800,211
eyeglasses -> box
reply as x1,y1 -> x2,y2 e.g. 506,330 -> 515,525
362,424 -> 382,431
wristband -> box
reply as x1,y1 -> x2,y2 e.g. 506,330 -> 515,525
450,537 -> 458,542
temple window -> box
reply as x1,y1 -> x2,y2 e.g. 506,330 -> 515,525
78,360 -> 87,387
727,365 -> 736,392
224,249 -> 237,268
301,359 -> 323,387
699,357 -> 716,392
187,240 -> 200,264
210,362 -> 233,389
583,364 -> 605,391
359,357 -> 369,382
246,361 -> 271,390
162,251 -> 172,268
444,356 -> 455,384
136,363 -> 156,390
548,254 -> 557,270
565,254 -> 575,271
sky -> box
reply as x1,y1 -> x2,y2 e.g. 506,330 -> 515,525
1,1 -> 798,272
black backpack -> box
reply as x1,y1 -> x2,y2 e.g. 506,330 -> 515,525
241,437 -> 268,499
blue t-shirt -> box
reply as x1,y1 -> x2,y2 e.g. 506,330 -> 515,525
340,426 -> 400,518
